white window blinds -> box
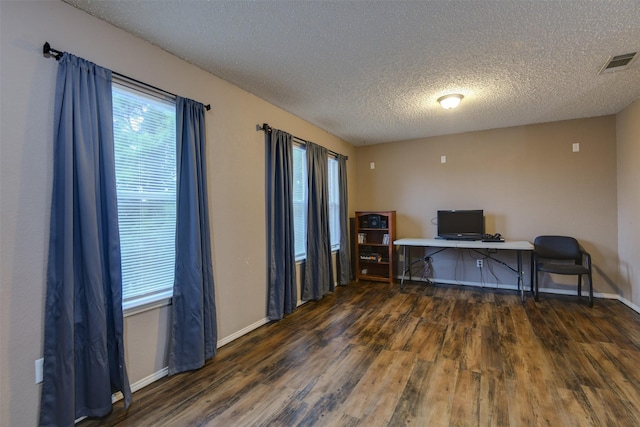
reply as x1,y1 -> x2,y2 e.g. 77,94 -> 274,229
112,83 -> 177,308
328,156 -> 340,249
292,145 -> 307,259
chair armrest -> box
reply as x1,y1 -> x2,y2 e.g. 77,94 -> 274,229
579,245 -> 592,269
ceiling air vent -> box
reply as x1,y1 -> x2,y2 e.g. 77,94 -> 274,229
599,52 -> 638,74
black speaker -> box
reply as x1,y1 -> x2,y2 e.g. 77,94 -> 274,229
369,214 -> 381,228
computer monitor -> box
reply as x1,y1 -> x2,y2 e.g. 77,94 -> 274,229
437,210 -> 484,240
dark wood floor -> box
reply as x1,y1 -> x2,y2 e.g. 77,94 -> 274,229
81,281 -> 640,426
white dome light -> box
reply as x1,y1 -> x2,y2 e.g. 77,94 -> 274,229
437,94 -> 464,109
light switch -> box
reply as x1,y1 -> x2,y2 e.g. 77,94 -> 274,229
572,142 -> 580,152
441,155 -> 447,164
35,358 -> 44,384
370,162 -> 375,169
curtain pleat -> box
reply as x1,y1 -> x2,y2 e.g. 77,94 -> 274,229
303,142 -> 334,300
40,53 -> 131,426
337,155 -> 351,285
168,97 -> 217,375
265,129 -> 298,320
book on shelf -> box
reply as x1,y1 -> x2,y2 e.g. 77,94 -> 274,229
359,253 -> 382,262
382,234 -> 389,244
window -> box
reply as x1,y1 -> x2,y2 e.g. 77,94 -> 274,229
292,145 -> 307,260
112,82 -> 177,309
327,157 -> 340,249
291,145 -> 340,260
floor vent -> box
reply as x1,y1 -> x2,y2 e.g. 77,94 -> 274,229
599,52 -> 638,74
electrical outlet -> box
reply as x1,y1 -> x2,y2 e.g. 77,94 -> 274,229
476,259 -> 483,268
35,358 -> 44,384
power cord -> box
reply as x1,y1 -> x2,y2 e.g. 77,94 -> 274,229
421,256 -> 433,283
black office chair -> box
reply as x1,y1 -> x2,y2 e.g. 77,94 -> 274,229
533,235 -> 593,307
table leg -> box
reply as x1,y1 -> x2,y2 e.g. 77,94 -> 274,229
517,250 -> 524,303
400,245 -> 407,290
530,251 -> 536,300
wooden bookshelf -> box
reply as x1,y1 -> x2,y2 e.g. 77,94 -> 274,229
355,211 -> 396,284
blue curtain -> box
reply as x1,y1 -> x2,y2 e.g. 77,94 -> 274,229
303,142 -> 334,300
168,97 -> 217,375
265,129 -> 298,320
40,53 -> 131,426
337,155 -> 351,285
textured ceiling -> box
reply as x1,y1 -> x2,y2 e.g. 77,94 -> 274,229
63,0 -> 640,145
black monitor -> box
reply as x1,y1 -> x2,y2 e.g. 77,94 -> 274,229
437,210 -> 484,240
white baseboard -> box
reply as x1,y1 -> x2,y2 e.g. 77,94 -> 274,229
428,278 -> 520,291
110,318 -> 271,404
536,286 -> 618,300
295,281 -> 338,306
216,317 -> 270,348
398,275 -> 640,313
398,276 -> 520,291
619,295 -> 640,313
134,367 -> 169,392
111,367 -> 169,403
531,288 -> 640,314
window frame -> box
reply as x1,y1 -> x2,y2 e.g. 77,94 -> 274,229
112,79 -> 178,313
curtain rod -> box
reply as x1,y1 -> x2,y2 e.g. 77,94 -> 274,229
256,123 -> 348,160
43,42 -> 211,111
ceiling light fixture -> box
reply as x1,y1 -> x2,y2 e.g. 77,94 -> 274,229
438,94 -> 463,109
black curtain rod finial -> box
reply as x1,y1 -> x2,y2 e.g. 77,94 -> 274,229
43,42 -> 63,60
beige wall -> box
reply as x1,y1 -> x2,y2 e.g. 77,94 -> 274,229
0,2 -> 356,426
355,117 -> 620,294
616,99 -> 640,307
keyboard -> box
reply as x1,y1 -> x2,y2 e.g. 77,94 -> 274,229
482,234 -> 505,242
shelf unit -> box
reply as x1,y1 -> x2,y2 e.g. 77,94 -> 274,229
355,211 -> 396,284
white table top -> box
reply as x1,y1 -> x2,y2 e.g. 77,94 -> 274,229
394,238 -> 533,251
